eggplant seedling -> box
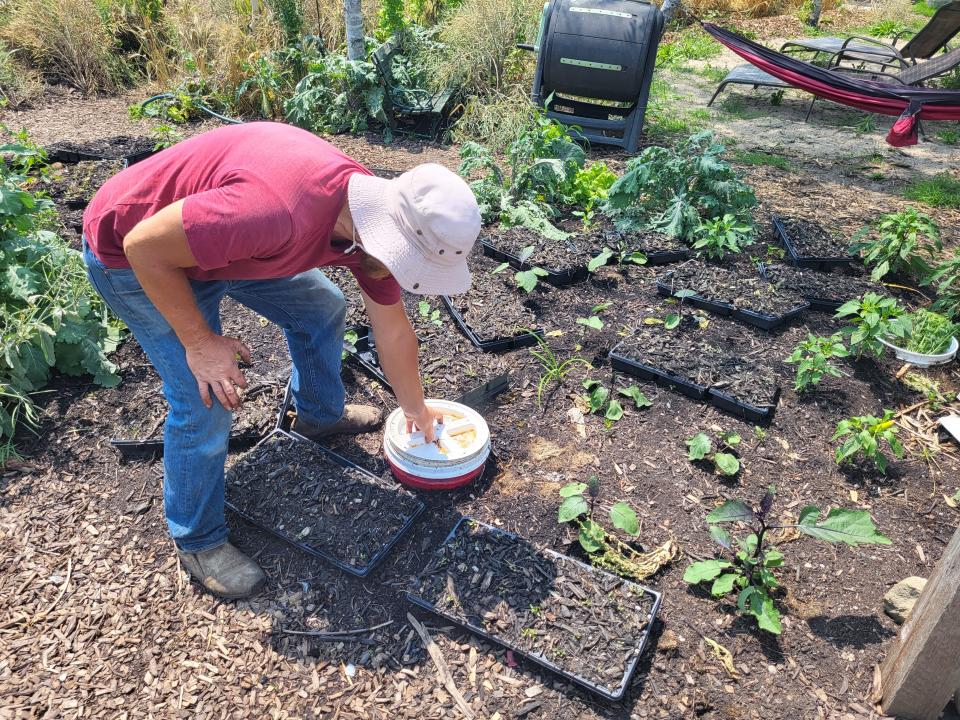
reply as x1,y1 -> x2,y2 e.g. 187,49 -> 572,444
684,487 -> 890,634
686,430 -> 741,476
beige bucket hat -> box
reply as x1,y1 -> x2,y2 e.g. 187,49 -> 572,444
348,163 -> 482,296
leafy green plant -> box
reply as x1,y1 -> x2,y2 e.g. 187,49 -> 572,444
0,144 -> 123,442
576,316 -> 604,331
833,409 -> 904,473
785,333 -> 849,391
285,54 -> 386,135
377,0 -> 406,39
851,207 -> 942,281
582,379 -> 623,423
904,173 -> 960,209
905,309 -> 957,355
150,123 -> 183,151
923,252 -> 960,320
417,300 -> 444,328
686,431 -> 741,476
528,335 -> 590,408
692,213 -> 753,260
557,477 -> 665,580
492,248 -> 550,293
587,243 -> 647,273
604,131 -> 756,243
341,328 -> 359,360
835,293 -> 910,358
684,489 -> 890,634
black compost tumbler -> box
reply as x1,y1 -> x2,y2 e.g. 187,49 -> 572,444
526,0 -> 664,152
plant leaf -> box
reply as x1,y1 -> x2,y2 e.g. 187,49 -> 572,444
711,572 -> 739,597
559,482 -> 587,498
578,519 -> 604,553
683,559 -> 732,584
610,501 -> 640,536
707,500 -> 755,524
796,507 -> 891,546
664,313 -> 680,330
558,495 -> 590,523
686,432 -> 712,460
714,452 -> 740,476
709,525 -> 733,551
605,399 -> 624,421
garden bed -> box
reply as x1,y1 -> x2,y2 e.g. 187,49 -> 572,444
225,430 -> 424,576
761,263 -> 881,312
44,158 -> 125,207
443,253 -> 542,351
772,215 -> 855,269
658,261 -> 809,330
407,517 -> 661,700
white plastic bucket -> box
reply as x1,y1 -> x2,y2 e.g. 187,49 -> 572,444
383,400 -> 491,490
879,335 -> 958,368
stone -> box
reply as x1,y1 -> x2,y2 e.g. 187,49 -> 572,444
883,577 -> 927,624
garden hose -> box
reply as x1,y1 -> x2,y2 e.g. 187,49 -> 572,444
139,93 -> 244,125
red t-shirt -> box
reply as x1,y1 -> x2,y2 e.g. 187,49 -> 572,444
83,122 -> 402,305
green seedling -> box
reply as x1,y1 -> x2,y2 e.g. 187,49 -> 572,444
684,487 -> 890,634
686,430 -> 741,476
785,333 -> 849,391
833,409 -> 904,473
342,328 -> 359,360
576,316 -> 604,331
835,292 -> 910,358
692,213 -> 754,260
528,334 -> 590,409
417,300 -> 443,328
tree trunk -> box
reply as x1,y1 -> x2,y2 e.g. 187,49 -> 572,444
806,0 -> 823,28
344,0 -> 365,61
660,0 -> 681,23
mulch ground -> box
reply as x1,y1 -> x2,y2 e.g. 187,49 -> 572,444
2,92 -> 960,720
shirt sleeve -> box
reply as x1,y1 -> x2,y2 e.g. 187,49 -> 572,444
337,253 -> 402,305
181,173 -> 293,271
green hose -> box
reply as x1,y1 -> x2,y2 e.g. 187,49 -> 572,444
139,93 -> 244,125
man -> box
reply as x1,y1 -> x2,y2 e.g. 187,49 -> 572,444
83,122 -> 481,599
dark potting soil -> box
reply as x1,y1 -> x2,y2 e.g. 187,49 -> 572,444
322,265 -> 368,328
763,263 -> 880,305
43,159 -> 125,206
449,253 -> 538,342
778,216 -> 851,259
620,230 -> 688,255
484,225 -> 617,270
666,260 -> 807,316
408,519 -> 655,697
51,135 -> 154,159
225,432 -> 422,571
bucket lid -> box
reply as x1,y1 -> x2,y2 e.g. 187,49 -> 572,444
384,400 -> 490,471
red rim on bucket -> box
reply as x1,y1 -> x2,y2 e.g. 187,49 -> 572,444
383,400 -> 490,490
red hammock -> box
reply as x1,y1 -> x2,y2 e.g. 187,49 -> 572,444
702,22 -> 960,146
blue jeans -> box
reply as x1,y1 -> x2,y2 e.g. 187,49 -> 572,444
83,241 -> 347,552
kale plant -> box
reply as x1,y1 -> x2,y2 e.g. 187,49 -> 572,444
285,54 -> 386,135
603,131 -> 757,243
851,207 -> 941,281
684,488 -> 890,634
833,410 -> 904,473
785,333 -> 849,391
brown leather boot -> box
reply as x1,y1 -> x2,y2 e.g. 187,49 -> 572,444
177,542 -> 266,599
292,404 -> 384,441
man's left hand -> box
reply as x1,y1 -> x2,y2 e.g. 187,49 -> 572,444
405,404 -> 445,444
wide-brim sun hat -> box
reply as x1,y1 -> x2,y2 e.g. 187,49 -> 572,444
348,163 -> 482,296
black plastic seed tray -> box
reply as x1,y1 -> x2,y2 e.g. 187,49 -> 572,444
656,272 -> 734,316
772,214 -> 853,271
480,240 -> 589,287
225,429 -> 425,577
439,296 -> 543,352
406,517 -> 663,701
641,247 -> 691,265
109,433 -> 257,461
609,346 -> 709,401
708,387 -> 781,424
732,301 -> 809,331
757,263 -> 846,313
343,325 -> 391,387
47,147 -> 108,163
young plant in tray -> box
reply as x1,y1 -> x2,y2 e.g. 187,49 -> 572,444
833,409 -> 904,473
582,379 -> 652,425
785,333 -> 850,391
684,488 -> 891,634
492,245 -> 549,293
686,431 -> 741,476
603,131 -> 756,243
692,213 -> 753,260
587,244 -> 648,273
417,300 -> 444,328
576,301 -> 611,332
851,207 -> 941,281
528,334 -> 591,408
835,292 -> 910,358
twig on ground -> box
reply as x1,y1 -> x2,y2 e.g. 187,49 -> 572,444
280,619 -> 394,639
406,612 -> 475,720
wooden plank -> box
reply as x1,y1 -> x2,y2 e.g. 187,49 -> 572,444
881,524 -> 960,719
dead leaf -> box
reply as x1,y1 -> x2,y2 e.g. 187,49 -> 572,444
850,489 -> 859,502
566,407 -> 586,439
704,637 -> 739,679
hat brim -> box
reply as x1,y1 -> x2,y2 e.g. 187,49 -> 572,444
348,173 -> 472,296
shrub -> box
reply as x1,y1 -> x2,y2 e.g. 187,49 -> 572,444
0,144 -> 123,443
284,55 -> 386,134
851,206 -> 942,281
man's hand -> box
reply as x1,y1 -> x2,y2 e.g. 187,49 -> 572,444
405,404 -> 445,444
185,333 -> 252,410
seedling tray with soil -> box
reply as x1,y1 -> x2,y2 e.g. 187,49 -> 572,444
619,230 -> 691,265
225,430 -> 424,576
610,320 -> 781,422
406,517 -> 661,701
342,325 -> 391,387
760,263 -> 880,312
43,158 -> 126,208
49,135 -> 156,164
772,214 -> 855,270
658,261 -> 809,330
442,253 -> 543,351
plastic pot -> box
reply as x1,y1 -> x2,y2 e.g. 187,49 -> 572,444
878,335 -> 958,368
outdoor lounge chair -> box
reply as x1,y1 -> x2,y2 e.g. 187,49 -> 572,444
778,1 -> 960,64
702,22 -> 960,146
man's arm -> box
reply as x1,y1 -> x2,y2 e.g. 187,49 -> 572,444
122,200 -> 251,410
361,291 -> 443,442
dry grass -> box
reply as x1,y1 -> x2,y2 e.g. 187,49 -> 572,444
301,0 -> 380,50
0,0 -> 127,93
684,0 -> 839,18
0,42 -> 43,108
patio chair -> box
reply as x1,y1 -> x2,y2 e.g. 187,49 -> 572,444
778,1 -> 960,65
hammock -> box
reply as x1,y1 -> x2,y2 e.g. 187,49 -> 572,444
702,22 -> 960,146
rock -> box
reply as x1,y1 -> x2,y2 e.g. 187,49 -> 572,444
883,577 -> 927,624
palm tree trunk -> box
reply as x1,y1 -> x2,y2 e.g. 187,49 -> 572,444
344,0 -> 365,61
806,0 -> 823,28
